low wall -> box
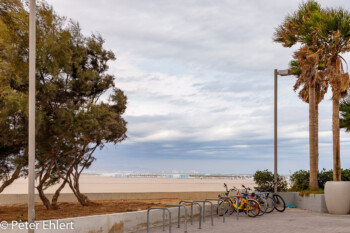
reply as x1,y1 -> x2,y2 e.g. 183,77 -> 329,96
3,192 -> 330,232
0,192 -> 222,205
6,204 -> 215,233
278,192 -> 327,213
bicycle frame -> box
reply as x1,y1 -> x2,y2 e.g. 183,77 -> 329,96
222,192 -> 260,212
234,189 -> 262,211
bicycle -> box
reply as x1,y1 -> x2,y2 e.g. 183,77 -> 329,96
254,190 -> 275,214
254,185 -> 286,212
241,185 -> 269,216
217,183 -> 261,217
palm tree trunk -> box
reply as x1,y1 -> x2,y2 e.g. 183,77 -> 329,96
309,85 -> 319,190
333,98 -> 341,181
316,103 -> 319,171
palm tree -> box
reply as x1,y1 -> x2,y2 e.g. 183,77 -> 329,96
289,47 -> 328,190
274,1 -> 323,190
290,49 -> 328,171
274,1 -> 350,182
315,8 -> 350,180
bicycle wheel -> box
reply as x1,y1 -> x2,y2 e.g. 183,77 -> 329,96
246,200 -> 260,217
265,196 -> 275,213
255,196 -> 267,216
273,194 -> 286,212
217,199 -> 232,216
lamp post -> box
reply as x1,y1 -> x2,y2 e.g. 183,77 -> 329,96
274,68 -> 291,193
28,0 -> 36,232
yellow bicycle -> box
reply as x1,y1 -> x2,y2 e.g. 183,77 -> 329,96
217,183 -> 261,217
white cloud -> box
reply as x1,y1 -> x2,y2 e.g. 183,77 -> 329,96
45,0 -> 350,172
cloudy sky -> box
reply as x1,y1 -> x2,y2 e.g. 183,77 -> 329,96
46,0 -> 350,174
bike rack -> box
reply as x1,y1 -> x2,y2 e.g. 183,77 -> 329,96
164,204 -> 188,233
147,207 -> 172,233
218,196 -> 230,223
179,200 -> 202,229
146,194 -> 259,232
193,200 -> 214,226
205,198 -> 225,221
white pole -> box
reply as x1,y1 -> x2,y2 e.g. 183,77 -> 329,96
274,69 -> 278,193
28,0 -> 36,232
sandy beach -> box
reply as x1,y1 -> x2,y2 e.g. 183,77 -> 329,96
2,175 -> 256,194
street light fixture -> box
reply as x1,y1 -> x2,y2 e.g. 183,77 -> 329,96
274,68 -> 291,193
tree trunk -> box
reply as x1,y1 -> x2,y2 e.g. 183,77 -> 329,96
68,181 -> 90,206
68,169 -> 91,206
309,85 -> 319,190
35,158 -> 57,210
51,179 -> 68,209
74,189 -> 90,206
333,98 -> 341,181
37,185 -> 54,210
0,164 -> 23,193
315,103 -> 319,171
51,163 -> 76,209
73,174 -> 90,206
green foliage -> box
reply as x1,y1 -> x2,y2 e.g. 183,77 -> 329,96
0,0 -> 29,189
273,0 -> 321,47
290,169 -> 350,191
290,60 -> 302,76
290,170 -> 310,191
340,97 -> 350,131
0,0 -> 127,206
253,170 -> 288,192
342,169 -> 350,181
318,168 -> 333,189
274,0 -> 350,182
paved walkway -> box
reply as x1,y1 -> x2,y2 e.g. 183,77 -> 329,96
141,208 -> 350,233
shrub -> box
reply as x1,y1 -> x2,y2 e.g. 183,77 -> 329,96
318,169 -> 333,189
253,169 -> 287,192
342,169 -> 350,181
290,170 -> 309,191
291,168 -> 350,191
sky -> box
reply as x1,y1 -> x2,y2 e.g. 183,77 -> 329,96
45,0 -> 350,175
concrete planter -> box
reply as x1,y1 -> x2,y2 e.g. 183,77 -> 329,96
278,192 -> 327,213
324,181 -> 350,214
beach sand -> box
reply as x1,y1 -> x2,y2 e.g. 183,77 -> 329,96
2,175 -> 256,194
